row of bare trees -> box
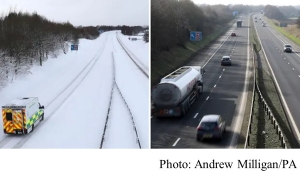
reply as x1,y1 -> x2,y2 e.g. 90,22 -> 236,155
151,0 -> 236,61
0,10 -> 99,88
151,0 -> 273,62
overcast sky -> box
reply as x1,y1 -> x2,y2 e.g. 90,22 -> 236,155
0,0 -> 149,27
192,0 -> 300,6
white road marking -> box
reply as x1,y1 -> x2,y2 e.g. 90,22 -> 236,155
203,29 -> 235,67
219,76 -> 222,78
194,113 -> 198,118
206,96 -> 209,100
229,15 -> 251,148
268,27 -> 300,58
214,85 -> 216,88
172,138 -> 180,147
288,62 -> 290,64
293,68 -> 295,71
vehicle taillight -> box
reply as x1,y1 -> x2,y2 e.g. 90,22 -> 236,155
197,126 -> 202,130
215,126 -> 220,130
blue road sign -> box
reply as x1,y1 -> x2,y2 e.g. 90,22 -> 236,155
71,44 -> 78,51
190,31 -> 202,41
99,30 -> 104,33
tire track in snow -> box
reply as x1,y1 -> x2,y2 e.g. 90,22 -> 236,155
100,52 -> 141,149
0,33 -> 110,149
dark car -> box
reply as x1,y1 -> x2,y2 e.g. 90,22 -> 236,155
284,44 -> 292,53
231,32 -> 236,36
196,115 -> 226,141
221,56 -> 231,66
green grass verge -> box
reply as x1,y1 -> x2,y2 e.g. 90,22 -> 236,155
151,19 -> 236,86
266,18 -> 300,45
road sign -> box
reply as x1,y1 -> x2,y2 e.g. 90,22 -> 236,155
71,44 -> 78,51
190,31 -> 202,41
99,30 -> 104,33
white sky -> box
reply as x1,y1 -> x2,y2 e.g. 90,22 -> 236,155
192,0 -> 300,6
0,0 -> 149,27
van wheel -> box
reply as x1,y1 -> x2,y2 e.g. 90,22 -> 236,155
31,125 -> 34,133
41,114 -> 44,121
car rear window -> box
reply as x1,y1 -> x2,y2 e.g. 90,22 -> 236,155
199,122 -> 217,130
222,58 -> 230,61
285,45 -> 291,48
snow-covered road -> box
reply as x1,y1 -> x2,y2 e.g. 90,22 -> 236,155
0,31 -> 149,149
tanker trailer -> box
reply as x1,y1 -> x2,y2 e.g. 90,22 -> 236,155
151,66 -> 205,117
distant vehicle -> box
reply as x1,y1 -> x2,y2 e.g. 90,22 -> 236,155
151,66 -> 205,117
231,32 -> 236,36
2,97 -> 44,134
196,115 -> 226,141
237,20 -> 242,27
221,56 -> 232,66
284,44 -> 292,53
255,17 -> 257,19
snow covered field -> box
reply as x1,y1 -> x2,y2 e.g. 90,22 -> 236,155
0,31 -> 149,149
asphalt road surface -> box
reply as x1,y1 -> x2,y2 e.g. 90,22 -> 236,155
253,14 -> 300,143
151,15 -> 251,148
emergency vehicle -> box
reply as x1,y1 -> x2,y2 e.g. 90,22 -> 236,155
2,97 -> 44,135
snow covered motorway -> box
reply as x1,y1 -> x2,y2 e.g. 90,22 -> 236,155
0,31 -> 149,149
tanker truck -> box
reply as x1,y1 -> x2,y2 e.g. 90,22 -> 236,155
151,66 -> 205,118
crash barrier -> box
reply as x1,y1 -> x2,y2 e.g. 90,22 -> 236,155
244,46 -> 287,149
116,33 -> 149,78
100,52 -> 141,149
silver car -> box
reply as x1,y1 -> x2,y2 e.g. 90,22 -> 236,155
221,56 -> 231,66
284,44 -> 292,53
196,114 -> 226,141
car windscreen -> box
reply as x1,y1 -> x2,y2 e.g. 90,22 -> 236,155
222,58 -> 230,61
285,45 -> 291,48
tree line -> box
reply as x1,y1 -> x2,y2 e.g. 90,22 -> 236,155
151,0 -> 300,64
97,25 -> 148,35
0,10 -> 148,89
151,0 -> 238,62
